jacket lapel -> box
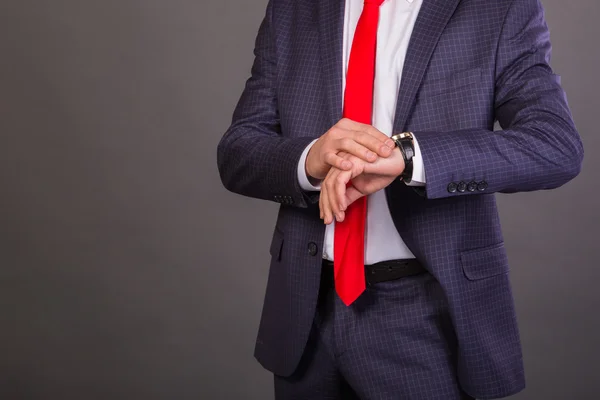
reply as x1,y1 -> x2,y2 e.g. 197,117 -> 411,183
392,0 -> 461,132
318,0 -> 345,127
317,0 -> 460,130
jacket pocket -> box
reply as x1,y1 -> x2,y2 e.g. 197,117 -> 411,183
460,242 -> 509,280
417,66 -> 482,99
269,227 -> 284,261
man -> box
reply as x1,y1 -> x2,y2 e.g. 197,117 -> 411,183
217,0 -> 583,398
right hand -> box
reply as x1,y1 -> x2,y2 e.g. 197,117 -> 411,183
305,118 -> 396,181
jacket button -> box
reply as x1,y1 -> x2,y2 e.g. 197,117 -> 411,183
308,242 -> 319,256
447,182 -> 458,193
457,181 -> 467,193
467,181 -> 478,192
478,181 -> 489,192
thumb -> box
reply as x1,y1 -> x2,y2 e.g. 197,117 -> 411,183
345,185 -> 365,207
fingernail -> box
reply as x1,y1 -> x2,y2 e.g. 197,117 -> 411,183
381,145 -> 391,154
385,139 -> 395,148
367,151 -> 376,160
342,161 -> 351,169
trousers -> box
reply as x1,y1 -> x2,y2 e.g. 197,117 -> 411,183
274,266 -> 475,400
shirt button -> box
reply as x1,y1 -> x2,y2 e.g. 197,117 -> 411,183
308,242 -> 319,256
457,181 -> 467,193
467,181 -> 478,192
447,182 -> 458,193
478,181 -> 489,192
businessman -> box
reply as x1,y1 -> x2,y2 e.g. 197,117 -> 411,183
217,0 -> 583,398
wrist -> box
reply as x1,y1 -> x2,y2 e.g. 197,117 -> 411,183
298,139 -> 323,191
305,162 -> 321,182
304,145 -> 321,181
391,147 -> 405,178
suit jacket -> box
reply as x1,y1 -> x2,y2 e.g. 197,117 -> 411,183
217,0 -> 583,398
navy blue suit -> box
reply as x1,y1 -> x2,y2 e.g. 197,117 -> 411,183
217,0 -> 583,398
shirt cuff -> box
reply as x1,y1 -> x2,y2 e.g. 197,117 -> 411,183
405,134 -> 426,187
297,139 -> 322,191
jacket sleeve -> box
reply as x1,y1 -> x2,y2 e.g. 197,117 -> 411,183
414,0 -> 584,200
217,0 -> 317,208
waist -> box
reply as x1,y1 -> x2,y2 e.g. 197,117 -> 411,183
321,258 -> 427,286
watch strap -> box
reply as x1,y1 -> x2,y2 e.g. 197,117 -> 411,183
392,133 -> 415,184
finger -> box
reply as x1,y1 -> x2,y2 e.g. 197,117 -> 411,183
336,137 -> 380,163
352,130 -> 395,157
321,169 -> 337,224
320,171 -> 332,223
336,119 -> 387,141
325,168 -> 343,223
319,167 -> 330,221
354,121 -> 394,143
323,151 -> 353,171
334,169 -> 353,215
320,181 -> 328,223
338,119 -> 395,148
345,184 -> 366,208
319,184 -> 324,220
333,121 -> 395,156
339,131 -> 394,160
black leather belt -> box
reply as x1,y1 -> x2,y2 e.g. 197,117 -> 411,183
321,258 -> 426,286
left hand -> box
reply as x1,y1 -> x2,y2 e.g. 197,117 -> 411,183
319,147 -> 405,224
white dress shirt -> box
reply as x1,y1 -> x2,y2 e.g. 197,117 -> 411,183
297,0 -> 425,264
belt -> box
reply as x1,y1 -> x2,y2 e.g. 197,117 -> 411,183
321,258 -> 426,286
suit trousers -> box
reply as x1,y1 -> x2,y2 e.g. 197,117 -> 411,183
274,265 -> 475,400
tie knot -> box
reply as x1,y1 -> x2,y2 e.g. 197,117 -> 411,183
364,0 -> 385,6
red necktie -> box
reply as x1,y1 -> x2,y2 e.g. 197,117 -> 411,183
334,0 -> 384,306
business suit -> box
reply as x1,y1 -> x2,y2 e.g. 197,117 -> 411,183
217,0 -> 583,398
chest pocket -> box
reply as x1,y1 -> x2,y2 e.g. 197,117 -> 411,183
417,66 -> 483,99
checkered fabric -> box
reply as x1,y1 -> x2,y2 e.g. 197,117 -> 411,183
274,268 -> 477,400
217,0 -> 583,398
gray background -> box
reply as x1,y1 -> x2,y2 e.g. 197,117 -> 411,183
0,0 -> 598,399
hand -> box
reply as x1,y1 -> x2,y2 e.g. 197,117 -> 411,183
319,148 -> 405,224
306,118 -> 396,181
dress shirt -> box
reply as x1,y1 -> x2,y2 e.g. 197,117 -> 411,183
297,0 -> 425,264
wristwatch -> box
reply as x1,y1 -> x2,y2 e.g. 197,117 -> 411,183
390,132 -> 415,184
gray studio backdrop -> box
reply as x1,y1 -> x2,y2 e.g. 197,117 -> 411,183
0,0 -> 598,399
